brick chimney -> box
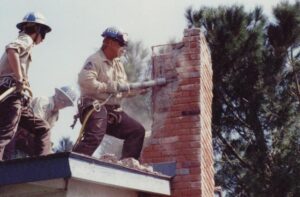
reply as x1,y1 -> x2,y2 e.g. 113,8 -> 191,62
141,28 -> 214,197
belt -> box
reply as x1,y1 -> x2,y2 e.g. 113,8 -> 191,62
0,76 -> 15,88
79,97 -> 119,108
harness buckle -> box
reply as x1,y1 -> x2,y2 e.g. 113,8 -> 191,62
92,100 -> 102,112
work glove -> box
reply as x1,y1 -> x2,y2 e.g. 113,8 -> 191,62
107,81 -> 118,93
107,81 -> 130,93
117,83 -> 130,92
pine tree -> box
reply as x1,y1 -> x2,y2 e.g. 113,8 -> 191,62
186,1 -> 300,196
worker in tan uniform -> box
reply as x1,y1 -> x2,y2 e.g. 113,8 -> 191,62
3,86 -> 77,159
73,27 -> 145,160
0,12 -> 52,160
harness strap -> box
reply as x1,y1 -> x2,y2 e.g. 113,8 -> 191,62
72,94 -> 113,149
0,86 -> 33,103
73,107 -> 95,149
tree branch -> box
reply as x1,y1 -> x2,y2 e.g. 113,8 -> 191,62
216,132 -> 256,171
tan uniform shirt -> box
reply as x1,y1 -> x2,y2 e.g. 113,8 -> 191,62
0,33 -> 33,80
78,49 -> 128,105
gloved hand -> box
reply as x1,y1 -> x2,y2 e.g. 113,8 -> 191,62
107,81 -> 118,93
107,81 -> 130,93
117,83 -> 130,92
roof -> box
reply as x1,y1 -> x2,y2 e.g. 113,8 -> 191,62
0,152 -> 171,195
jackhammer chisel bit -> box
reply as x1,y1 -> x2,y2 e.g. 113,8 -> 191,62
118,78 -> 168,92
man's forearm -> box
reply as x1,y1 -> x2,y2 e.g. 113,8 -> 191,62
7,48 -> 23,81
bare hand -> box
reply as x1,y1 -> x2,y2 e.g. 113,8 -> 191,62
15,80 -> 25,92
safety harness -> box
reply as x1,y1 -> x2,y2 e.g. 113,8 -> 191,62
72,94 -> 113,149
0,77 -> 33,103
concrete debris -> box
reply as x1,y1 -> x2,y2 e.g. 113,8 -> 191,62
99,153 -> 122,165
99,154 -> 161,175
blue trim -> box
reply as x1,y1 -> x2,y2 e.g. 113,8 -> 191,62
26,13 -> 36,22
152,161 -> 177,177
0,153 -> 71,185
0,152 -> 171,186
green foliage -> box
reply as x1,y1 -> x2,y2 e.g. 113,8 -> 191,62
186,1 -> 300,196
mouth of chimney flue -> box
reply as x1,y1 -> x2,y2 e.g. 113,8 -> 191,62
151,42 -> 185,56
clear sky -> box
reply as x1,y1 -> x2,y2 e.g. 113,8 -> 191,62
0,0 -> 294,146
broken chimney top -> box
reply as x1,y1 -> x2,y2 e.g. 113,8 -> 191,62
142,28 -> 214,197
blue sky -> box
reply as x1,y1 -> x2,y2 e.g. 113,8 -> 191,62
0,0 -> 293,146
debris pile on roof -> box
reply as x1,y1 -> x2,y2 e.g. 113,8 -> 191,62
99,154 -> 161,175
99,153 -> 120,164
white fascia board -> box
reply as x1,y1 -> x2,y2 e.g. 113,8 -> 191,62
69,158 -> 171,195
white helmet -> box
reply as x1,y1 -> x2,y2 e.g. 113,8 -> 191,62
55,86 -> 77,106
16,12 -> 51,33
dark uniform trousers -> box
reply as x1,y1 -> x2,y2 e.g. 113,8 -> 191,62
0,87 -> 50,160
73,104 -> 145,160
3,128 -> 38,160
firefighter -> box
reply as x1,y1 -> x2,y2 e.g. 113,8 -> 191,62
3,86 -> 77,159
0,12 -> 52,160
73,27 -> 145,160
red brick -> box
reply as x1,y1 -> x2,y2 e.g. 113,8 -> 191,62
190,167 -> 202,174
161,130 -> 189,137
170,103 -> 200,112
190,28 -> 201,36
178,59 -> 201,67
172,141 -> 201,150
164,116 -> 200,125
176,155 -> 201,162
180,77 -> 200,85
172,97 -> 199,105
173,174 -> 201,182
176,65 -> 200,74
190,41 -> 200,48
162,149 -> 178,156
172,181 -> 193,189
177,148 -> 200,156
160,136 -> 179,143
180,84 -> 200,91
178,71 -> 201,78
180,188 -> 202,196
142,29 -> 214,197
181,161 -> 201,168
